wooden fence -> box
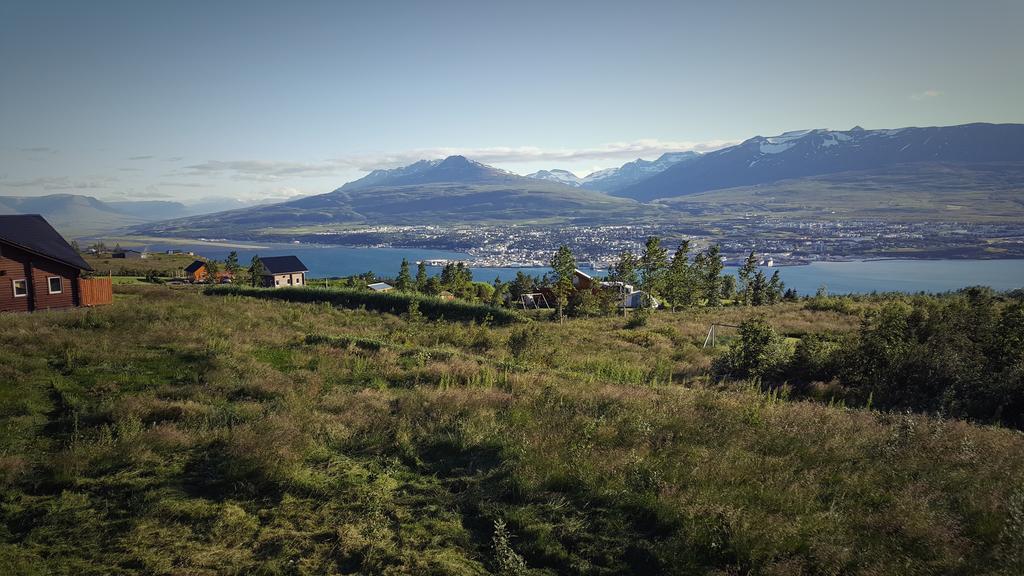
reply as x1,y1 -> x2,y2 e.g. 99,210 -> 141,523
79,277 -> 113,306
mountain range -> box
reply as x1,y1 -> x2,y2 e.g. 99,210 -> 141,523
613,122 -> 1024,201
0,194 -> 301,237
15,122 -> 1023,238
135,155 -> 646,237
526,151 -> 699,192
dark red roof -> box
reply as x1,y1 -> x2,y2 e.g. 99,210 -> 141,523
0,214 -> 92,271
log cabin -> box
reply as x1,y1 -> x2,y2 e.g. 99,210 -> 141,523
0,214 -> 94,312
184,260 -> 207,283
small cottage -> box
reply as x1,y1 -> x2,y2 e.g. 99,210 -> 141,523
368,282 -> 393,292
0,214 -> 96,312
259,256 -> 308,288
184,260 -> 207,283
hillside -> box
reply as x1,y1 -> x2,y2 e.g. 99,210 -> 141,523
657,161 -> 1024,222
133,156 -> 647,237
615,123 -> 1024,201
1,284 -> 1022,574
0,194 -> 150,237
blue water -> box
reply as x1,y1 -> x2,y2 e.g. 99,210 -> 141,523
141,242 -> 1024,295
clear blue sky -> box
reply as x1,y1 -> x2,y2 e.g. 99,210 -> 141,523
2,0 -> 1022,204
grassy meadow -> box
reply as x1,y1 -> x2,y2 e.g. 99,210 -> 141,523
1,284 -> 1023,575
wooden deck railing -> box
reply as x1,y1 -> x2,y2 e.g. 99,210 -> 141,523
79,277 -> 113,306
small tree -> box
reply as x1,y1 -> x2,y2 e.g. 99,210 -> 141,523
720,274 -> 737,301
664,240 -> 696,311
204,259 -> 220,283
549,245 -> 576,323
750,270 -> 768,306
247,256 -> 266,287
225,251 -> 240,276
767,270 -> 784,304
415,261 -> 428,292
738,251 -> 758,306
701,245 -> 724,307
713,316 -> 792,380
396,258 -> 412,291
639,236 -> 669,300
608,250 -> 639,286
492,519 -> 528,576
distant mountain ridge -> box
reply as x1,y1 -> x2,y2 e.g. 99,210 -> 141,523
134,155 -> 645,237
341,155 -> 518,191
614,123 -> 1024,201
525,151 -> 700,192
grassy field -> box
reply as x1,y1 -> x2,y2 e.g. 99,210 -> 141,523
82,252 -> 202,278
1,285 -> 1023,575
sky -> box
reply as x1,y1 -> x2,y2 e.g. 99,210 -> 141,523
2,0 -> 1023,205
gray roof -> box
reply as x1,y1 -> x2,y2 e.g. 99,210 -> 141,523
0,214 -> 92,271
259,255 -> 308,274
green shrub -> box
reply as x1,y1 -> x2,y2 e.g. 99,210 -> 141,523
713,317 -> 793,381
205,285 -> 524,325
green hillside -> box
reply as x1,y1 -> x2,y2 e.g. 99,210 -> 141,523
135,181 -> 649,237
1,284 -> 1022,574
657,162 -> 1024,222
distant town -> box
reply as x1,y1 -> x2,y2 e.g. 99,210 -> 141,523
266,217 -> 1024,269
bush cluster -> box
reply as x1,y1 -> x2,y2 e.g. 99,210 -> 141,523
205,284 -> 524,325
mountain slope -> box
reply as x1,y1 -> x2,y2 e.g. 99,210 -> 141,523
524,169 -> 582,187
656,161 -> 1024,222
525,151 -> 700,192
580,151 -> 700,192
134,156 -> 646,237
615,123 -> 1024,201
0,194 -> 150,236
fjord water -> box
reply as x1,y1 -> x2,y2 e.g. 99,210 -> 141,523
143,243 -> 1024,295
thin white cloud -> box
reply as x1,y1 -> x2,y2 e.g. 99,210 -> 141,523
175,139 -> 734,182
0,175 -> 119,190
910,89 -> 942,101
339,139 -> 735,171
179,159 -> 342,182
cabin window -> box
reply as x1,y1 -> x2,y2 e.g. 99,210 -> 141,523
48,277 -> 63,294
12,279 -> 28,297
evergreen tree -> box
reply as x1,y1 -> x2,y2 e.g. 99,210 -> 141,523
721,274 -> 737,301
751,270 -> 768,306
415,261 -> 428,292
639,236 -> 669,300
767,270 -> 784,304
508,271 -> 535,304
608,250 -> 639,286
490,277 -> 508,307
225,251 -> 240,276
549,245 -> 576,323
664,240 -> 694,311
738,251 -> 758,306
396,258 -> 412,291
701,245 -> 724,307
247,255 -> 266,287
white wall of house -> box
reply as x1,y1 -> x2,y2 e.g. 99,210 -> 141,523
269,272 -> 305,287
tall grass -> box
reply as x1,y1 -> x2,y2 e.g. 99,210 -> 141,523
0,284 -> 1021,574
